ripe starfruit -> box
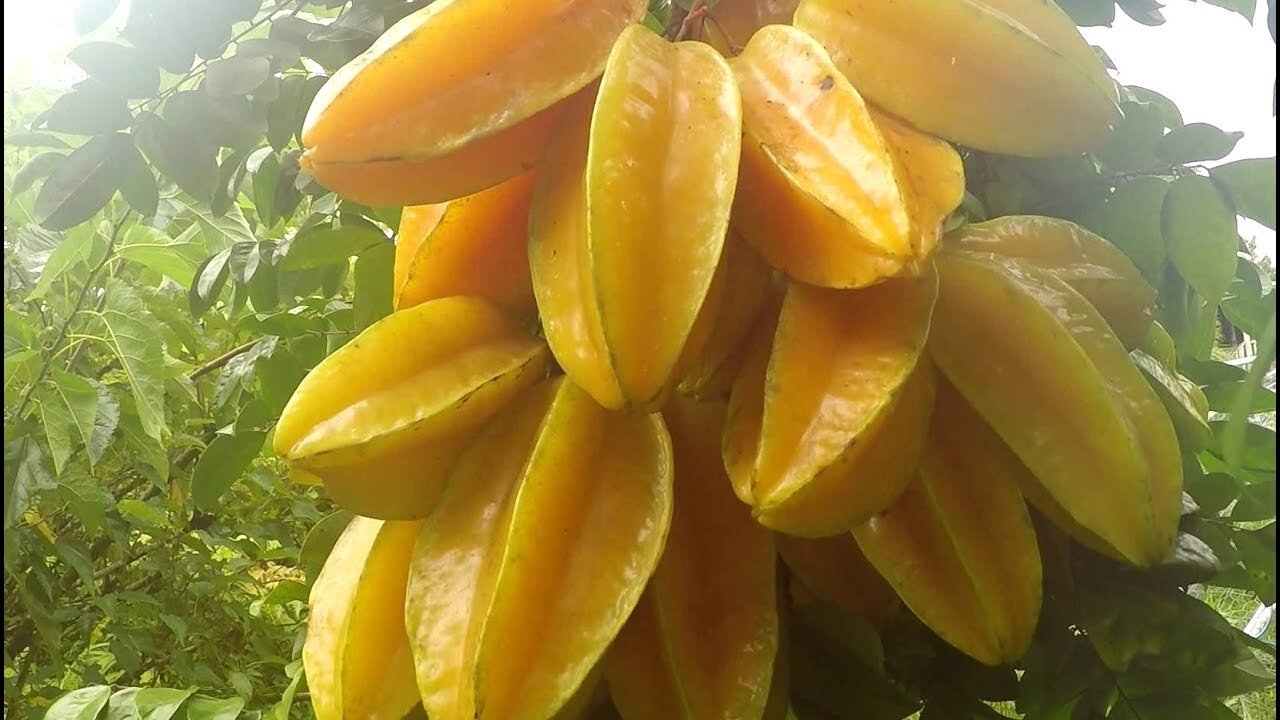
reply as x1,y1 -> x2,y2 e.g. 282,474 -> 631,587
853,381 -> 1043,666
301,0 -> 647,205
777,533 -> 899,629
945,215 -> 1156,347
404,378 -> 673,720
606,397 -> 777,720
677,236 -> 777,400
731,24 -> 917,289
273,296 -> 549,519
393,171 -> 537,320
305,517 -> 422,720
929,251 -> 1182,566
794,0 -> 1121,156
529,24 -> 742,411
723,271 -> 938,537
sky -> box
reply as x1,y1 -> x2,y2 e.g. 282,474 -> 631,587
3,0 -> 1276,259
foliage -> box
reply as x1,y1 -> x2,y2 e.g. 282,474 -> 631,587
1,0 -> 1276,719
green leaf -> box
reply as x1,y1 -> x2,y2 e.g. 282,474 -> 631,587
134,687 -> 196,720
1131,350 -> 1212,450
3,435 -> 56,530
40,84 -> 131,135
252,152 -> 281,229
26,222 -> 101,301
203,56 -> 270,97
68,42 -> 160,98
255,340 -> 307,413
189,248 -> 232,318
35,133 -> 130,231
1127,86 -> 1183,129
266,74 -> 325,152
263,661 -> 304,720
12,151 -> 66,195
180,199 -> 256,249
1211,420 -> 1277,472
354,242 -> 394,330
263,579 -> 309,607
1211,157 -> 1276,230
116,498 -> 171,531
1162,175 -> 1239,306
5,131 -> 72,149
300,510 -> 354,582
1081,176 -> 1169,277
136,113 -> 218,201
282,226 -> 387,270
1200,0 -> 1258,20
118,140 -> 159,217
1097,100 -> 1167,171
1156,123 -> 1243,165
1055,0 -> 1116,26
86,379 -> 118,467
105,688 -> 140,720
181,696 -> 244,720
192,431 -> 266,511
40,369 -> 100,474
44,685 -> 112,720
118,225 -> 205,286
98,282 -> 166,440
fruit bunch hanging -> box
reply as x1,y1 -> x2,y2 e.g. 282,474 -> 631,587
273,0 -> 1200,718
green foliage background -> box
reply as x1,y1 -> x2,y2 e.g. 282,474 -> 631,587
2,1 -> 1276,719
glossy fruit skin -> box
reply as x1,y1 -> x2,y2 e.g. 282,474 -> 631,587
794,0 -> 1121,156
607,397 -> 777,720
273,296 -> 549,519
677,237 -> 778,400
732,25 -> 914,289
945,215 -> 1156,347
530,24 -> 742,411
405,378 -> 673,720
930,252 -> 1182,567
305,517 -> 422,720
301,0 -> 646,204
724,271 -> 938,537
777,533 -> 899,628
854,381 -> 1043,667
394,171 -> 537,320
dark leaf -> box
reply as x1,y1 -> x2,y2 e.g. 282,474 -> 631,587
4,132 -> 71,148
164,91 -> 266,151
192,431 -> 266,511
1117,0 -> 1166,24
189,248 -> 232,318
68,42 -> 160,98
354,242 -> 394,330
281,226 -> 387,270
35,132 -> 129,231
1081,176 -> 1169,278
300,510 -> 354,582
135,113 -> 218,201
4,436 -> 55,529
1055,0 -> 1116,26
39,83 -> 131,135
235,38 -> 301,73
118,139 -> 159,217
1156,123 -> 1244,165
74,0 -> 121,34
203,56 -> 271,97
12,151 -> 66,196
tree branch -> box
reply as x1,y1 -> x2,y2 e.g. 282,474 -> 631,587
189,338 -> 262,380
13,212 -> 130,420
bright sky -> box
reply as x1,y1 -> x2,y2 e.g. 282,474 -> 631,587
3,1 -> 1276,259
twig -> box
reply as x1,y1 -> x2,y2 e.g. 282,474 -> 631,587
189,338 -> 262,380
13,212 -> 130,420
92,528 -> 188,582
